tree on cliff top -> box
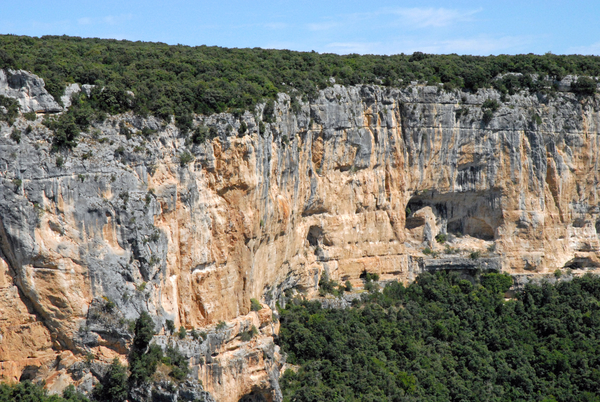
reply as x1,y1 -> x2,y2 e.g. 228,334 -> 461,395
1,34 -> 600,124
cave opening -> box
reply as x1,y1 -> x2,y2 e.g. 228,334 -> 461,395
238,390 -> 269,402
405,190 -> 502,241
307,225 -> 324,247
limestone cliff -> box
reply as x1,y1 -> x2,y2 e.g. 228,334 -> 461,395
1,69 -> 600,401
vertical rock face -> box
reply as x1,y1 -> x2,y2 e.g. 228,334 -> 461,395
1,70 -> 600,400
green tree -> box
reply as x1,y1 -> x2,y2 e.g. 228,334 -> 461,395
128,312 -> 163,385
92,358 -> 127,402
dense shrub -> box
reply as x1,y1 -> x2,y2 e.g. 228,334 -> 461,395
279,271 -> 600,401
250,298 -> 262,311
572,76 -> 597,96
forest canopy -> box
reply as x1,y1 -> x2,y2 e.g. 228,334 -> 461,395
278,272 -> 600,402
1,34 -> 600,122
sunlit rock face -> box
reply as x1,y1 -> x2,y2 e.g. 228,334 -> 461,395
1,69 -> 600,401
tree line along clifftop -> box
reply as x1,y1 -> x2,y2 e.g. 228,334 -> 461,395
1,34 -> 600,126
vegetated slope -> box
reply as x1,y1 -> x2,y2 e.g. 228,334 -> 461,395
0,382 -> 89,402
1,35 -> 600,123
278,272 -> 600,402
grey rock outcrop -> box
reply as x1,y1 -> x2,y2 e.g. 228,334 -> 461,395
0,69 -> 62,113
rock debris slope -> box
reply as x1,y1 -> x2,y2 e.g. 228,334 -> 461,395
1,70 -> 600,400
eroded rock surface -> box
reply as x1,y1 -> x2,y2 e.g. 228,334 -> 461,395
1,70 -> 600,400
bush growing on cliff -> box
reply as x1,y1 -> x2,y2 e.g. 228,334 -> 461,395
0,95 -> 19,125
250,298 -> 262,311
318,271 -> 340,297
278,271 -> 600,401
92,358 -> 127,402
128,312 -> 163,386
178,326 -> 187,339
435,233 -> 447,243
162,346 -> 190,381
572,76 -> 597,96
165,319 -> 175,334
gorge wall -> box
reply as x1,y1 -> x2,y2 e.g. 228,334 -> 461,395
1,70 -> 600,401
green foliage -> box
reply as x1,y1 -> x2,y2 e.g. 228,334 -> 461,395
61,385 -> 89,402
481,99 -> 500,125
42,92 -> 105,150
0,381 -> 89,402
278,271 -> 600,401
240,325 -> 258,342
216,320 -> 227,331
114,146 -> 125,157
362,271 -> 380,282
0,95 -> 18,124
118,121 -> 132,139
23,111 -> 36,121
344,280 -> 353,292
318,271 -> 340,297
190,328 -> 206,341
482,98 -> 500,112
423,246 -> 433,255
238,121 -> 247,135
179,151 -> 194,166
10,128 -> 21,143
250,298 -> 262,311
128,312 -> 162,386
178,326 -> 187,339
455,107 -> 469,120
197,331 -> 208,341
165,319 -> 175,334
435,233 -> 447,243
92,357 -> 127,402
480,272 -> 513,294
2,35 -> 599,126
103,296 -> 116,312
470,250 -> 482,259
189,125 -> 217,144
162,346 -> 190,381
263,100 -> 276,123
572,76 -> 597,96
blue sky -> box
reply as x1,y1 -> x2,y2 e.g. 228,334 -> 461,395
4,0 -> 600,55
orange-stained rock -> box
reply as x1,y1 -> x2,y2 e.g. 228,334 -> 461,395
1,77 -> 600,400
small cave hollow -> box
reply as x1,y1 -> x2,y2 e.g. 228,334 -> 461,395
239,390 -> 269,402
307,225 -> 324,247
563,257 -> 600,269
405,191 -> 502,241
19,365 -> 40,382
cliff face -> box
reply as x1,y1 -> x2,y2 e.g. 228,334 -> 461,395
1,70 -> 600,400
